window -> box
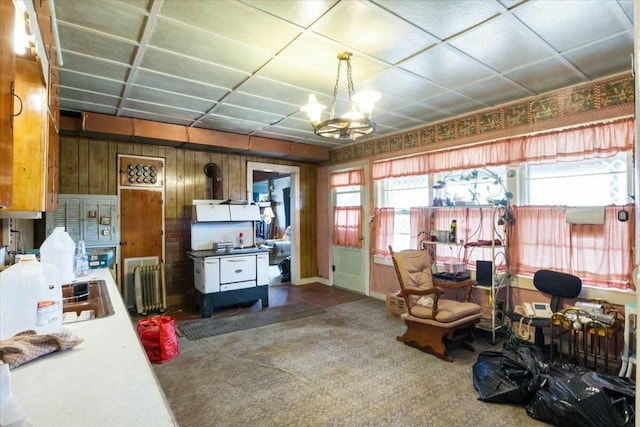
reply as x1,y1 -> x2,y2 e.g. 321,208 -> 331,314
526,152 -> 630,206
375,175 -> 430,250
434,166 -> 508,206
335,185 -> 360,207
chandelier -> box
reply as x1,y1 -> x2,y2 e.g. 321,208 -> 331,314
301,52 -> 380,140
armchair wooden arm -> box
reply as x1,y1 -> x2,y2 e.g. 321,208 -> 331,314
400,287 -> 444,318
433,279 -> 476,302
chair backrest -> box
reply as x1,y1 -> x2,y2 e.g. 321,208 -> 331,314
390,249 -> 434,291
533,269 -> 582,312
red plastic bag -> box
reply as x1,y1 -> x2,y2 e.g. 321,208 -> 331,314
136,315 -> 179,364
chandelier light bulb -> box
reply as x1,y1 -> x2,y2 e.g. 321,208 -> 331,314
300,94 -> 326,124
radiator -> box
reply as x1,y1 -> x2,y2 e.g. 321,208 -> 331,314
134,263 -> 166,316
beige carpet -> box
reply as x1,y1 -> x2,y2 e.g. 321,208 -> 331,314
153,298 -> 548,426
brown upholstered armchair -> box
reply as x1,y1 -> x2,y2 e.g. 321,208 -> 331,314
390,246 -> 483,362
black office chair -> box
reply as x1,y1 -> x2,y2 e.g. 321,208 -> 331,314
510,269 -> 582,348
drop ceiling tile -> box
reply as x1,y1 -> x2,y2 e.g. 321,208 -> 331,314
223,92 -> 299,117
199,116 -> 266,134
239,76 -> 320,107
128,85 -> 215,113
423,91 -> 486,116
134,70 -> 229,101
369,68 -> 448,102
122,99 -> 203,121
563,33 -> 634,80
60,99 -> 117,115
241,0 -> 338,28
120,109 -> 195,126
514,1 -> 629,52
617,0 -> 634,21
160,0 -> 302,52
272,116 -> 317,132
118,0 -> 152,12
59,71 -> 125,97
211,104 -> 284,125
312,0 -> 439,64
150,18 -> 272,73
58,25 -> 136,64
400,45 -> 494,89
139,48 -> 249,89
54,0 -> 146,42
258,33 -> 388,97
374,112 -> 425,130
60,87 -> 120,108
506,57 -> 585,94
393,102 -> 444,122
372,0 -> 502,40
60,51 -> 130,82
450,15 -> 552,73
457,75 -> 533,106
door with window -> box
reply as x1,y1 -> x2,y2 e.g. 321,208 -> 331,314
330,167 -> 369,295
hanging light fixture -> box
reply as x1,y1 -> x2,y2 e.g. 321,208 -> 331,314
301,52 -> 380,140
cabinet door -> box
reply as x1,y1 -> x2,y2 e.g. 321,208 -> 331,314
0,0 -> 15,207
7,57 -> 47,212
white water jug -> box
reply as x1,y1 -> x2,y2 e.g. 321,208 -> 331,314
40,226 -> 76,284
0,254 -> 63,340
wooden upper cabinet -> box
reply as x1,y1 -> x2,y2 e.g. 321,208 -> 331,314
0,0 -> 15,208
4,57 -> 48,212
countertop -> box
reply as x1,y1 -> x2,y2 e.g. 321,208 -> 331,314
187,246 -> 270,258
9,269 -> 177,426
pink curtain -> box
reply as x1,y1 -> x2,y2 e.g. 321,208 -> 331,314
330,170 -> 364,187
409,207 -> 434,249
510,205 -> 635,290
372,119 -> 633,179
373,207 -> 394,255
333,206 -> 362,248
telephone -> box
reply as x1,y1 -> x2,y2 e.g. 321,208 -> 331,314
522,302 -> 553,318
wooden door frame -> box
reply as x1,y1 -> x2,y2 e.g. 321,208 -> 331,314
247,162 -> 300,284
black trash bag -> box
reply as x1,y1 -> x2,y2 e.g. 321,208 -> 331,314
472,346 -> 545,404
527,370 -> 635,427
278,256 -> 291,282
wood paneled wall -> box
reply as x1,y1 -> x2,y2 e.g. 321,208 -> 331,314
60,136 -> 319,306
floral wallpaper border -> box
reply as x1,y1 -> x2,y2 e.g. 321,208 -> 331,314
329,73 -> 634,164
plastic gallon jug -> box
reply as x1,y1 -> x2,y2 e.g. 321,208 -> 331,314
40,226 -> 76,284
0,254 -> 63,340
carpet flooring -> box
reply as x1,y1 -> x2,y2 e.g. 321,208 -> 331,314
154,298 -> 548,426
175,303 -> 325,340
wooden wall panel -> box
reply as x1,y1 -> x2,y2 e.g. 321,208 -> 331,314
88,139 -> 109,194
58,135 -> 320,302
165,147 -> 177,218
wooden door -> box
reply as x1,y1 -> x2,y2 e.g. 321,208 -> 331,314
119,189 -> 163,283
118,155 -> 165,290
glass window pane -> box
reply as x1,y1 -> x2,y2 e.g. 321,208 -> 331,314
527,153 -> 628,205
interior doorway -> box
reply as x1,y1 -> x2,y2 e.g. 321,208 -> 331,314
247,162 -> 300,285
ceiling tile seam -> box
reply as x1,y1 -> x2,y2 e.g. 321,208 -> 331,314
130,82 -> 218,104
187,25 -> 314,130
117,0 -> 164,116
54,20 -> 141,47
123,97 -> 206,115
135,67 -> 231,93
508,14 -> 589,82
58,84 -> 121,100
610,1 -> 634,31
56,68 -> 126,86
60,49 -> 133,70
